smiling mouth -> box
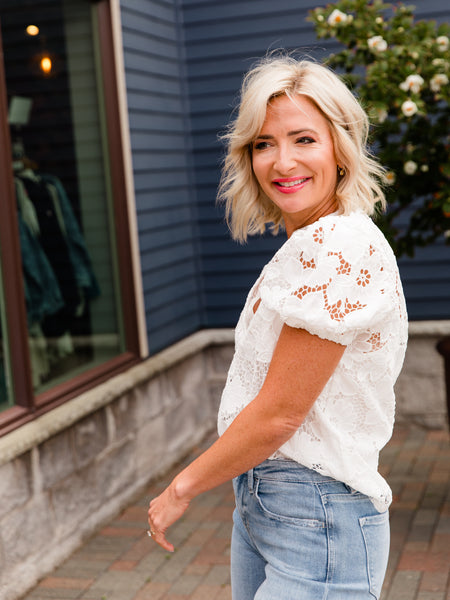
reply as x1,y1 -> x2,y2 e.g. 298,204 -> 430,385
274,177 -> 311,188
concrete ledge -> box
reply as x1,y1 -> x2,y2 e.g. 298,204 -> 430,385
409,320 -> 450,337
0,328 -> 235,466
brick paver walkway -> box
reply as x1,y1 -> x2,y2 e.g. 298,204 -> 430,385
21,423 -> 449,600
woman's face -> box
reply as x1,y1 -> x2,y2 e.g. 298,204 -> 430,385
251,94 -> 339,235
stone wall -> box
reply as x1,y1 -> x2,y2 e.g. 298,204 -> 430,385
395,322 -> 449,429
0,324 -> 448,600
0,331 -> 235,600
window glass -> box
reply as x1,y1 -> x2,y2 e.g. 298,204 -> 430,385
1,0 -> 125,397
0,265 -> 13,411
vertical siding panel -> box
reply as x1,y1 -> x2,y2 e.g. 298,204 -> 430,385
120,0 -> 203,353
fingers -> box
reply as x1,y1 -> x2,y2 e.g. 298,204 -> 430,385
147,524 -> 174,552
147,528 -> 174,553
147,507 -> 174,553
147,485 -> 190,553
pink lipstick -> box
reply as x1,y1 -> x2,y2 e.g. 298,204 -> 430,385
273,176 -> 311,194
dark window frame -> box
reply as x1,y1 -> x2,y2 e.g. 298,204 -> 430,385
0,0 -> 140,436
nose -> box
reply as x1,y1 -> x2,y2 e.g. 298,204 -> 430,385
273,144 -> 297,174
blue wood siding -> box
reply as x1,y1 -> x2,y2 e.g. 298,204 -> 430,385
181,0 -> 450,326
121,0 -> 450,353
120,0 -> 204,353
182,0 -> 327,327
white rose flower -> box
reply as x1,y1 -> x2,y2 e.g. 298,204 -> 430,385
376,108 -> 388,123
401,99 -> 418,117
327,9 -> 349,25
420,165 -> 429,173
368,35 -> 388,52
430,73 -> 449,92
404,161 -> 418,175
399,74 -> 425,94
385,171 -> 396,185
436,36 -> 449,52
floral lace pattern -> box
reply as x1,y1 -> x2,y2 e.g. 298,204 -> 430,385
218,212 -> 408,512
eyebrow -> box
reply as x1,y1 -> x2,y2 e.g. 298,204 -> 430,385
254,129 -> 319,139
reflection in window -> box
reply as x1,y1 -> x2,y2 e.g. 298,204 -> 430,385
1,0 -> 125,397
0,265 -> 13,411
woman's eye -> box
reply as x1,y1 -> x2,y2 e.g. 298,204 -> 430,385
297,136 -> 315,144
254,141 -> 271,150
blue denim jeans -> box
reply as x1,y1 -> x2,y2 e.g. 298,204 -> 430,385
231,460 -> 390,600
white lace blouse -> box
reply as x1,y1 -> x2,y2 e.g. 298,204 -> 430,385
217,211 -> 408,512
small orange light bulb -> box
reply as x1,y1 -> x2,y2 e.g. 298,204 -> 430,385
40,56 -> 52,74
26,25 -> 39,36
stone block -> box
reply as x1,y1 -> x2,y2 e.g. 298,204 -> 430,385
208,381 -> 225,413
0,453 -> 32,518
165,354 -> 208,411
207,344 -> 234,376
0,529 -> 5,576
158,370 -> 178,412
403,337 -> 445,377
164,394 -> 198,456
395,336 -> 447,428
94,439 -> 137,501
0,492 -> 55,569
74,410 -> 109,469
135,414 -> 167,481
193,396 -> 217,433
39,430 -> 76,490
110,393 -> 138,441
134,377 -> 164,424
50,464 -> 101,538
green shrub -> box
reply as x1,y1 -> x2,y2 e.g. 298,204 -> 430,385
309,1 -> 450,256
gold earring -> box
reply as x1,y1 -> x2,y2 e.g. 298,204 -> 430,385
338,165 -> 346,177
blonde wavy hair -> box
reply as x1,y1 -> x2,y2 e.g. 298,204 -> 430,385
217,54 -> 386,242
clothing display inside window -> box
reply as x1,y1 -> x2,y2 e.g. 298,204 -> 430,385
0,0 -> 125,399
15,165 -> 100,388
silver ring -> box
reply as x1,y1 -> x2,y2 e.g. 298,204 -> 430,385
147,529 -> 156,537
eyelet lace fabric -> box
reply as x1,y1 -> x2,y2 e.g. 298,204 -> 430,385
218,212 -> 408,512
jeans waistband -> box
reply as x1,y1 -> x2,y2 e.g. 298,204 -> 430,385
247,459 -> 339,486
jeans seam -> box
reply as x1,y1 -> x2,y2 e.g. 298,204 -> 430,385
319,487 -> 334,585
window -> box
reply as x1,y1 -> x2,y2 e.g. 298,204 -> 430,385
0,265 -> 13,412
0,0 -> 139,433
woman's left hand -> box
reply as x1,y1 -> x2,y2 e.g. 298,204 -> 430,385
148,483 -> 190,552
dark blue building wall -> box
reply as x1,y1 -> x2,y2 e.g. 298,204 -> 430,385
182,0 -> 339,327
182,0 -> 450,327
121,0 -> 450,353
120,0 -> 204,353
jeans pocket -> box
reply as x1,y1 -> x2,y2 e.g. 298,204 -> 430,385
359,511 -> 390,599
254,477 -> 325,527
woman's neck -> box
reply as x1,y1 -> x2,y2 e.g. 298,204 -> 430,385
284,196 -> 339,238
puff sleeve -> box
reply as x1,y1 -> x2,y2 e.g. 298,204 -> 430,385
258,214 -> 401,347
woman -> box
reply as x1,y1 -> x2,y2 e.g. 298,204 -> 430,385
148,55 -> 408,599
